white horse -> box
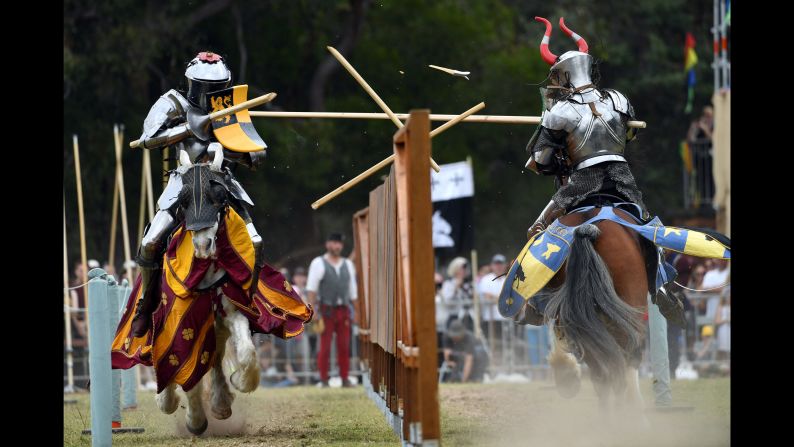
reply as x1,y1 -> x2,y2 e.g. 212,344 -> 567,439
154,149 -> 261,435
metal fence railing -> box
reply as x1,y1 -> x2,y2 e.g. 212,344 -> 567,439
66,292 -> 729,387
683,138 -> 715,210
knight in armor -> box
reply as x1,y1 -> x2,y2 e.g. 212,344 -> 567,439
131,52 -> 266,337
523,18 -> 685,324
525,17 -> 648,240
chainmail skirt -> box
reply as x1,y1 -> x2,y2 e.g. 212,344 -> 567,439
552,162 -> 646,212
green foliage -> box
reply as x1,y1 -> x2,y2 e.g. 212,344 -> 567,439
64,0 -> 717,271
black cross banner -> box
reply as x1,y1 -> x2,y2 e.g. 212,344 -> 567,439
431,161 -> 474,261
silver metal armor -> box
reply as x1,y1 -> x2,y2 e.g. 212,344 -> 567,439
535,87 -> 636,171
526,18 -> 638,174
139,89 -> 214,160
132,53 -> 267,337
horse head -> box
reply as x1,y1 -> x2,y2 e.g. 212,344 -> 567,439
176,146 -> 230,259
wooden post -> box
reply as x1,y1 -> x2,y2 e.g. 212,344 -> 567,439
393,110 -> 440,443
73,135 -> 89,332
471,249 -> 483,340
63,197 -> 75,392
108,164 -> 120,270
114,125 -> 134,283
352,111 -> 441,445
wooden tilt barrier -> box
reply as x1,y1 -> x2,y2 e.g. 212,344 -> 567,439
352,110 -> 440,446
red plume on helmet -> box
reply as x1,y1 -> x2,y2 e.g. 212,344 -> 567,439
534,17 -> 558,65
558,18 -> 589,53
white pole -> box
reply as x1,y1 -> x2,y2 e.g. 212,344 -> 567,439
144,149 -> 155,219
719,0 -> 729,88
712,0 -> 719,91
249,111 -> 646,128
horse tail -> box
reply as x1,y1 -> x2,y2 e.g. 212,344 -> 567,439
545,223 -> 644,389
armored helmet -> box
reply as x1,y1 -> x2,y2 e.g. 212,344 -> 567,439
534,17 -> 593,90
185,51 -> 232,111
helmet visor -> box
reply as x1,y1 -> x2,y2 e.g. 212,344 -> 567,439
187,78 -> 231,111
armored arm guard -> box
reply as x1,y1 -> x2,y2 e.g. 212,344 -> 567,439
603,89 -> 637,143
221,149 -> 267,170
139,89 -> 193,150
525,127 -> 567,175
525,103 -> 578,175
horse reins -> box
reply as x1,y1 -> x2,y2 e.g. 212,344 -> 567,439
672,280 -> 730,293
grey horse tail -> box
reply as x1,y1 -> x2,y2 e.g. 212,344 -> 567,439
544,223 -> 644,391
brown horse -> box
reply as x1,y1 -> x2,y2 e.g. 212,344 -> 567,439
521,207 -> 649,419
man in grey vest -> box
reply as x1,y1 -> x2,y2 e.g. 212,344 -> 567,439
306,233 -> 358,387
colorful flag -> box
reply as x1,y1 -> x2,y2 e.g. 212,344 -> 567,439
680,140 -> 693,174
725,0 -> 731,26
684,32 -> 698,114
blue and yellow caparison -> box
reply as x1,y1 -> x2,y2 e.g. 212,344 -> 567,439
498,206 -> 730,318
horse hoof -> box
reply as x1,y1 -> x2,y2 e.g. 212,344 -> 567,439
156,391 -> 180,414
230,369 -> 259,393
211,405 -> 233,420
186,418 -> 208,436
554,371 -> 581,399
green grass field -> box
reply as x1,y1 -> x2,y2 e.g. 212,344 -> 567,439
64,378 -> 729,446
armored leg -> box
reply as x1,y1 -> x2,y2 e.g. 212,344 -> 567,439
527,199 -> 566,241
131,210 -> 177,337
647,247 -> 687,327
231,202 -> 265,296
652,286 -> 687,328
247,222 -> 264,297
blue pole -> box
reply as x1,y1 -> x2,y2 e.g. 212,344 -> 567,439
108,278 -> 122,426
120,281 -> 138,409
87,268 -> 112,447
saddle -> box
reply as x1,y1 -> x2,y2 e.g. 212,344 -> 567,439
567,188 -> 659,298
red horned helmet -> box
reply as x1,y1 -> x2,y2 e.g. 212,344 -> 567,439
534,16 -> 589,66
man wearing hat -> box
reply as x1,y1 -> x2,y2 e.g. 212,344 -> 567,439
306,233 -> 358,387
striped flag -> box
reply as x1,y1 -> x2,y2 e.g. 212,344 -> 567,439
684,32 -> 698,114
680,140 -> 693,174
725,0 -> 731,26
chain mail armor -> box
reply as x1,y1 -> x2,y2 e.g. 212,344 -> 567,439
552,162 -> 646,213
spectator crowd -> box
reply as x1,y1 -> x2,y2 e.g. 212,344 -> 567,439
65,233 -> 730,390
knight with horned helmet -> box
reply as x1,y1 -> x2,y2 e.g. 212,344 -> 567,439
524,17 -> 687,323
525,17 -> 648,240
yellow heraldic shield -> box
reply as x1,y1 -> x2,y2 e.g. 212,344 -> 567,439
207,85 -> 268,152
